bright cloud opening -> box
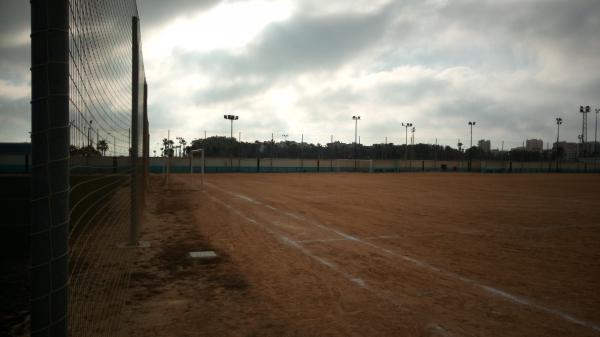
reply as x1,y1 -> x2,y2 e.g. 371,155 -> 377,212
145,0 -> 293,58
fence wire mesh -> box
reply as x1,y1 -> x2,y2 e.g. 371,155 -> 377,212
34,0 -> 150,335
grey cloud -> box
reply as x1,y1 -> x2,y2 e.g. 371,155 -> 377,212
441,1 -> 600,40
138,0 -> 221,29
294,86 -> 362,122
177,4 -> 395,80
172,6 -> 398,106
375,78 -> 449,105
0,1 -> 28,44
193,79 -> 270,105
0,99 -> 30,141
0,45 -> 29,83
438,1 -> 600,68
0,0 -> 30,83
0,2 -> 30,142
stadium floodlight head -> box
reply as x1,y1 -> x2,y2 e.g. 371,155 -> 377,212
580,106 -> 591,113
352,115 -> 361,120
468,121 -> 476,126
556,117 -> 563,125
224,114 -> 239,138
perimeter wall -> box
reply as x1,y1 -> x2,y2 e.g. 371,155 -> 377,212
2,155 -> 600,174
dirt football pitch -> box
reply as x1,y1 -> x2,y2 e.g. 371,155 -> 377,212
119,173 -> 600,337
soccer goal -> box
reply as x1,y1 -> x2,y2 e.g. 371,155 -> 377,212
334,159 -> 373,173
190,149 -> 205,190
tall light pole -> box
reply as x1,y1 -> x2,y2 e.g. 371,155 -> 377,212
555,117 -> 562,144
595,108 -> 599,155
87,120 -> 93,147
224,114 -> 239,139
352,115 -> 361,159
402,122 -> 412,160
468,121 -> 476,148
555,117 -> 562,159
410,127 -> 416,163
579,106 -> 590,156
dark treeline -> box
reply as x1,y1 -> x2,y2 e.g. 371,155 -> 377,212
176,136 -> 556,161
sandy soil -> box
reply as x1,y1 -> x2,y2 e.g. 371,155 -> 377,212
119,173 -> 600,337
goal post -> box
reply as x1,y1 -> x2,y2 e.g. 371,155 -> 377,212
334,159 -> 373,173
190,149 -> 205,190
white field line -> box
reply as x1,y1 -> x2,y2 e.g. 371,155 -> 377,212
296,235 -> 399,244
205,192 -> 412,313
427,323 -> 456,337
205,182 -> 600,334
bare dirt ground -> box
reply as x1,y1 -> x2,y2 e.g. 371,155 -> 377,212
119,173 -> 600,337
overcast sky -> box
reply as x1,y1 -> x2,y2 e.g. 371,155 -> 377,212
1,0 -> 600,151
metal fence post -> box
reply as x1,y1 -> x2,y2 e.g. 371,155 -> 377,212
30,0 -> 70,335
130,16 -> 140,246
142,81 -> 148,206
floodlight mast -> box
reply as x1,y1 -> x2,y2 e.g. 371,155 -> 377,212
595,108 -> 599,155
579,106 -> 590,156
224,114 -> 239,139
468,121 -> 476,148
402,122 -> 412,160
352,116 -> 361,159
555,117 -> 563,150
87,119 -> 93,147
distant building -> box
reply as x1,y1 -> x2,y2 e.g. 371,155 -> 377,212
580,141 -> 599,156
477,139 -> 491,152
553,141 -> 578,160
526,139 -> 543,152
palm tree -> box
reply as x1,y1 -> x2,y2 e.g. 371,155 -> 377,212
97,139 -> 108,156
162,138 -> 174,157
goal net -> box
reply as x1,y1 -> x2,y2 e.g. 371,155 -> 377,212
334,159 -> 373,173
190,149 -> 205,190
